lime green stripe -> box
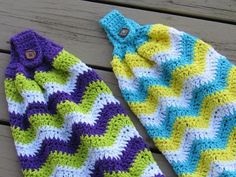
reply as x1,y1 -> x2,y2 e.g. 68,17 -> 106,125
22,115 -> 134,177
5,50 -> 80,102
15,73 -> 42,93
105,149 -> 155,177
57,80 -> 111,116
12,112 -> 132,144
82,114 -> 133,147
4,79 -> 23,102
30,114 -> 63,128
5,74 -> 43,102
12,113 -> 64,131
35,69 -> 70,85
11,80 -> 111,144
52,50 -> 80,72
23,143 -> 89,177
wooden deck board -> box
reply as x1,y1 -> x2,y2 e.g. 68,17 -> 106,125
0,0 -> 235,69
98,0 -> 236,23
0,125 -> 22,177
0,0 -> 235,176
0,124 -> 177,177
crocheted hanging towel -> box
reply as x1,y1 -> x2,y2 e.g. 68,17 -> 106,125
4,30 -> 164,177
100,10 -> 236,177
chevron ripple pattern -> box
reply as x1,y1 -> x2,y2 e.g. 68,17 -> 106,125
4,30 -> 164,177
100,10 -> 236,177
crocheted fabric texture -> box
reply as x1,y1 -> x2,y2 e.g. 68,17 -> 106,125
4,30 -> 164,177
100,10 -> 236,177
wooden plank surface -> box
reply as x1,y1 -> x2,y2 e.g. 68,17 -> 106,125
98,0 -> 236,23
0,0 -> 235,69
0,123 -> 177,176
0,0 -> 235,176
0,125 -> 22,177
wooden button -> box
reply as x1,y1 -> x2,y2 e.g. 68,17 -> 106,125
119,28 -> 129,38
25,49 -> 36,59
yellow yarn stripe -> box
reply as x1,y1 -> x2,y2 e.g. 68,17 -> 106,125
181,127 -> 236,177
137,24 -> 171,59
129,40 -> 210,116
111,24 -> 171,79
123,53 -> 156,69
129,86 -> 176,115
111,56 -> 134,79
154,67 -> 236,151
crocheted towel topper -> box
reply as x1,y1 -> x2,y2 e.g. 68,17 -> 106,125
4,30 -> 164,177
100,10 -> 236,177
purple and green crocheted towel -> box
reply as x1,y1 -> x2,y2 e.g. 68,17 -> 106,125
4,29 -> 164,177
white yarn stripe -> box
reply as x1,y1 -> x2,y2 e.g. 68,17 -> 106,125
115,28 -> 183,94
117,66 -> 162,92
65,94 -> 119,126
69,61 -> 91,74
151,27 -> 183,65
117,76 -> 140,92
15,93 -> 119,157
132,67 -> 162,79
43,62 -> 91,95
115,27 -> 183,82
141,163 -> 163,177
139,47 -> 221,127
208,160 -> 236,177
50,126 -> 140,177
7,62 -> 92,115
118,46 -> 218,100
163,102 -> 236,163
7,91 -> 48,115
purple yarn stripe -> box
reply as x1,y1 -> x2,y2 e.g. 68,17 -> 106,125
9,69 -> 101,130
10,101 -> 124,132
20,136 -> 146,170
6,29 -> 164,177
19,103 -> 127,169
91,138 -> 147,176
155,175 -> 165,177
48,69 -> 101,111
71,103 -> 126,136
9,113 -> 29,130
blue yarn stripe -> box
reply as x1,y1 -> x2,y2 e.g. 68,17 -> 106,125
146,57 -> 233,138
171,112 -> 236,174
219,170 -> 236,177
160,33 -> 197,83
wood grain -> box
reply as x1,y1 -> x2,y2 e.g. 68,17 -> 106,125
98,0 -> 236,23
0,125 -> 22,177
0,0 -> 235,176
0,123 -> 177,177
0,0 -> 235,69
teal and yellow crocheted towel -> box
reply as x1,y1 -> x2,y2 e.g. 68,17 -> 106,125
100,10 -> 236,177
4,30 -> 164,177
